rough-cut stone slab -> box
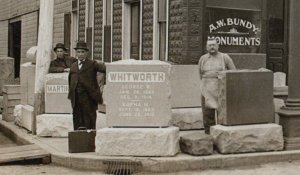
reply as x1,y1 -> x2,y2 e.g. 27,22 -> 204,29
26,46 -> 37,64
180,133 -> 213,156
211,124 -> 284,154
44,73 -> 72,114
37,114 -> 73,137
20,62 -> 36,106
106,60 -> 172,127
0,57 -> 14,95
96,127 -> 180,156
21,105 -> 34,131
171,108 -> 203,130
96,112 -> 107,130
218,69 -> 274,125
170,65 -> 201,108
13,104 -> 23,126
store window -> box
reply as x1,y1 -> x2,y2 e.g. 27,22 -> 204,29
104,0 -> 112,62
130,2 -> 140,60
206,0 -> 263,53
158,0 -> 167,61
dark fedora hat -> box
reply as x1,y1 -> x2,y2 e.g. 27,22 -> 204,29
74,41 -> 89,51
53,43 -> 67,51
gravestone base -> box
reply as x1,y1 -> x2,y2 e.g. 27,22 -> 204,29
180,133 -> 213,156
211,124 -> 284,154
171,108 -> 203,130
37,114 -> 73,137
96,127 -> 180,156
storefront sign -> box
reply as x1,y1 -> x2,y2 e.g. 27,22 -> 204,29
206,8 -> 262,53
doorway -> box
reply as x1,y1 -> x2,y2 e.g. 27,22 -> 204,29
8,21 -> 21,78
266,0 -> 289,74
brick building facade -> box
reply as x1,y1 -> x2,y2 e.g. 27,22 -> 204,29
0,0 -> 291,78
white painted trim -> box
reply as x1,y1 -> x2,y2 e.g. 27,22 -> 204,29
165,0 -> 169,61
122,0 -> 131,60
139,0 -> 143,60
71,11 -> 78,57
102,0 -> 106,62
111,0 -> 113,62
153,0 -> 159,60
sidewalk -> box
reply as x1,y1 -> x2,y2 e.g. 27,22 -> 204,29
1,119 -> 300,174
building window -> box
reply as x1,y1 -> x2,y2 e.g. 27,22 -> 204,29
130,2 -> 140,60
104,0 -> 112,62
158,0 -> 167,61
206,0 -> 263,53
86,0 -> 94,58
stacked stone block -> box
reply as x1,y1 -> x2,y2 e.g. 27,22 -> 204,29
2,85 -> 21,122
211,69 -> 284,154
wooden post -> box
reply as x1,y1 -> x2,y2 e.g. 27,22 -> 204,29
33,0 -> 54,134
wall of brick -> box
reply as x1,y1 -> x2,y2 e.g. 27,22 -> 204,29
168,0 -> 183,64
21,11 -> 38,64
112,0 -> 122,61
0,21 -> 8,57
78,0 -> 86,42
0,0 -> 39,21
181,0 -> 204,64
142,0 -> 154,60
53,0 -> 72,47
94,0 -> 103,60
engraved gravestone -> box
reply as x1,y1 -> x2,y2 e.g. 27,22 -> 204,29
106,60 -> 172,127
45,73 -> 72,114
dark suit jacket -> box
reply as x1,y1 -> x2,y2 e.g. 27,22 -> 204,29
49,56 -> 77,73
68,59 -> 106,108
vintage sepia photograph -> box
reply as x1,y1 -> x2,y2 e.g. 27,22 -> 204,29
0,0 -> 299,174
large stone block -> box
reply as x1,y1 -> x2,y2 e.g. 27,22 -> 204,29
218,69 -> 274,125
36,114 -> 73,137
0,57 -> 14,94
171,108 -> 203,130
180,133 -> 213,156
44,73 -> 72,114
96,127 -> 180,156
21,105 -> 34,131
106,60 -> 172,127
229,53 -> 266,69
26,46 -> 37,64
20,62 -> 36,106
170,65 -> 201,108
211,124 -> 284,154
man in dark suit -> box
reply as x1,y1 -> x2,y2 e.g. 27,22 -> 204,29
68,42 -> 106,130
49,43 -> 77,73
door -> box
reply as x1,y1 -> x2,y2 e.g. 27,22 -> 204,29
8,21 -> 21,78
267,0 -> 289,74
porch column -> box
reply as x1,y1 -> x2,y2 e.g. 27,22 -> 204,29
33,0 -> 54,134
278,0 -> 300,150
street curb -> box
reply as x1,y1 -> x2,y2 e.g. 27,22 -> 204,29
1,120 -> 300,173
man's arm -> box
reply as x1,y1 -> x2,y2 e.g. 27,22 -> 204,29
49,61 -> 65,73
224,54 -> 236,70
94,60 -> 106,73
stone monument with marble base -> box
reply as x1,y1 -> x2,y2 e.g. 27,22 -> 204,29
95,60 -> 179,156
211,69 -> 284,154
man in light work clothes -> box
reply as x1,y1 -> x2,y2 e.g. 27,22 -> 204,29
198,38 -> 236,134
68,42 -> 106,130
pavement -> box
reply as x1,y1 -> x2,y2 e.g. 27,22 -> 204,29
1,118 -> 300,174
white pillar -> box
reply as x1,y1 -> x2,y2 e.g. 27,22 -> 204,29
33,0 -> 54,134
